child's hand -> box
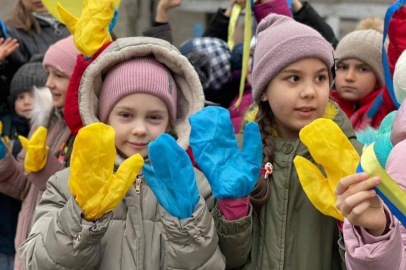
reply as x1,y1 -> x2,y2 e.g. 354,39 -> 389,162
0,38 -> 19,62
158,0 -> 182,11
69,123 -> 144,221
335,173 -> 387,236
143,134 -> 199,219
156,0 -> 182,22
189,107 -> 262,199
19,127 -> 49,172
291,0 -> 303,13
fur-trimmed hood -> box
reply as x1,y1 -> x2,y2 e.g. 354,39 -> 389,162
78,37 -> 205,150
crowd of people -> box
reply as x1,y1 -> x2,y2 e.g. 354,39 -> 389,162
0,0 -> 405,269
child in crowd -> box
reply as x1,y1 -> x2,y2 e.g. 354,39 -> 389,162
19,37 -> 232,270
330,7 -> 406,131
0,55 -> 47,270
212,13 -> 366,270
0,35 -> 79,270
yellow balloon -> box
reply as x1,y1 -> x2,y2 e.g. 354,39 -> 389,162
42,0 -> 121,23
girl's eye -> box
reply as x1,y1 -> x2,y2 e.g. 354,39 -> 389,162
120,113 -> 132,118
337,65 -> 347,70
287,76 -> 299,83
56,74 -> 64,78
316,75 -> 327,82
148,115 -> 162,121
359,67 -> 369,72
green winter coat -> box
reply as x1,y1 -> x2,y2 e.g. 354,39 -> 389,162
214,102 -> 363,270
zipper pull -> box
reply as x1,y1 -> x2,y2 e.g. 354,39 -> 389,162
135,177 -> 142,194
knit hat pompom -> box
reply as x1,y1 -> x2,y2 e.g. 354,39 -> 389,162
252,14 -> 334,103
356,17 -> 384,34
335,29 -> 384,87
98,56 -> 178,123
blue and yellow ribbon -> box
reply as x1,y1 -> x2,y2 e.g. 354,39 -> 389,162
357,143 -> 406,227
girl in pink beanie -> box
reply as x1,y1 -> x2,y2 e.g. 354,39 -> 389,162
212,13 -> 365,270
0,35 -> 79,270
19,36 -> 230,270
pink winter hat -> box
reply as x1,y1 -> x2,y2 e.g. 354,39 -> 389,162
98,56 -> 178,123
43,35 -> 80,77
252,14 -> 334,103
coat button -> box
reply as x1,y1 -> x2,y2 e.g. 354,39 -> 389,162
283,145 -> 294,155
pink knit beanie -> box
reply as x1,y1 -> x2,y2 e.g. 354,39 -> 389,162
252,14 -> 334,103
99,57 -> 178,123
43,35 -> 79,77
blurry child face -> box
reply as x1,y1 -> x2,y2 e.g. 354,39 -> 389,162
262,58 -> 330,139
45,66 -> 70,109
14,91 -> 33,119
335,59 -> 378,101
107,93 -> 170,159
23,0 -> 48,13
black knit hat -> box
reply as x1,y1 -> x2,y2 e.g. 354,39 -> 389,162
10,54 -> 48,102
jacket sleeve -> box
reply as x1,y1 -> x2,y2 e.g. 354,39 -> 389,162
344,207 -> 406,270
293,2 -> 338,48
203,9 -> 230,42
0,152 -> 29,200
388,7 -> 406,76
157,168 -> 225,269
253,0 -> 292,24
19,168 -> 109,270
27,152 -> 65,191
159,197 -> 226,270
344,139 -> 406,270
143,23 -> 173,44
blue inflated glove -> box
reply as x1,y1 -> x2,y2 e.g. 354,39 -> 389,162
189,106 -> 263,199
143,134 -> 199,219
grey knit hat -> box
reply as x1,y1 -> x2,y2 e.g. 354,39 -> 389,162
10,54 -> 48,102
335,29 -> 384,87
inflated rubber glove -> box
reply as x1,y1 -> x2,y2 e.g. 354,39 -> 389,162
69,123 -> 144,221
143,134 -> 199,219
19,127 -> 49,173
293,118 -> 360,221
189,106 -> 262,199
0,122 -> 6,159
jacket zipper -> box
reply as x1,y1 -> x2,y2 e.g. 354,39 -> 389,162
135,177 -> 142,194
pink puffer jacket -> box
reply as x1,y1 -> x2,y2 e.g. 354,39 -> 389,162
343,100 -> 406,270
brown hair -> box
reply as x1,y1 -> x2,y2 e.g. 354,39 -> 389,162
250,100 -> 276,211
6,0 -> 41,35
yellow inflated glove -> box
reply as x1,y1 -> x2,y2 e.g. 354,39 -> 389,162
69,123 -> 144,221
293,119 -> 360,221
19,127 -> 49,173
57,0 -> 115,58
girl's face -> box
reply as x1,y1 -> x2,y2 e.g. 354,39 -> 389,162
262,58 -> 330,139
335,59 -> 378,101
45,66 -> 70,109
22,0 -> 48,13
14,91 -> 34,119
107,93 -> 170,159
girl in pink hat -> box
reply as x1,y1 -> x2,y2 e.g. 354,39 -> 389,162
0,35 -> 79,270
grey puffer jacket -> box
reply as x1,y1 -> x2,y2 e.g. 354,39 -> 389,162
20,37 -> 227,270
